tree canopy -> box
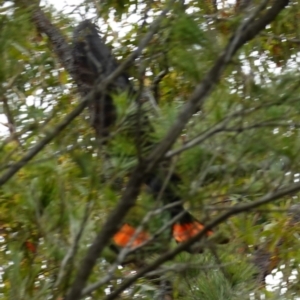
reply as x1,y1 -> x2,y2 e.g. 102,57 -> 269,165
1,0 -> 300,299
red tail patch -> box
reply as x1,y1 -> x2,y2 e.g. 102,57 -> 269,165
173,221 -> 213,243
113,224 -> 150,248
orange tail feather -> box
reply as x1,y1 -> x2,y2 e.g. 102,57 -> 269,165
172,221 -> 213,243
113,224 -> 150,248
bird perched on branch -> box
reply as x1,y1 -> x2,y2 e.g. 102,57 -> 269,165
72,20 -> 227,254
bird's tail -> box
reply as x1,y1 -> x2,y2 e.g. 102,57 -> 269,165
113,173 -> 213,250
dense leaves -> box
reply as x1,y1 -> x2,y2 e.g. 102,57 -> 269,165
1,0 -> 300,299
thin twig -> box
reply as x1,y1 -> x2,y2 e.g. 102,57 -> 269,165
261,32 -> 300,44
54,201 -> 93,288
165,104 -> 298,159
151,68 -> 169,104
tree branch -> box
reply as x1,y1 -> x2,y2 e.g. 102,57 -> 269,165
146,0 -> 289,172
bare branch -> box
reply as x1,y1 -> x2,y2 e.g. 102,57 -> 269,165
146,0 -> 289,172
151,68 -> 169,104
0,96 -> 21,147
166,119 -> 299,159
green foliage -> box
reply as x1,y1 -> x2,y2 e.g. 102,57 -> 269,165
1,1 -> 300,300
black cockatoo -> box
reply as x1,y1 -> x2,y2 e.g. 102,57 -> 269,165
73,20 -> 226,254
